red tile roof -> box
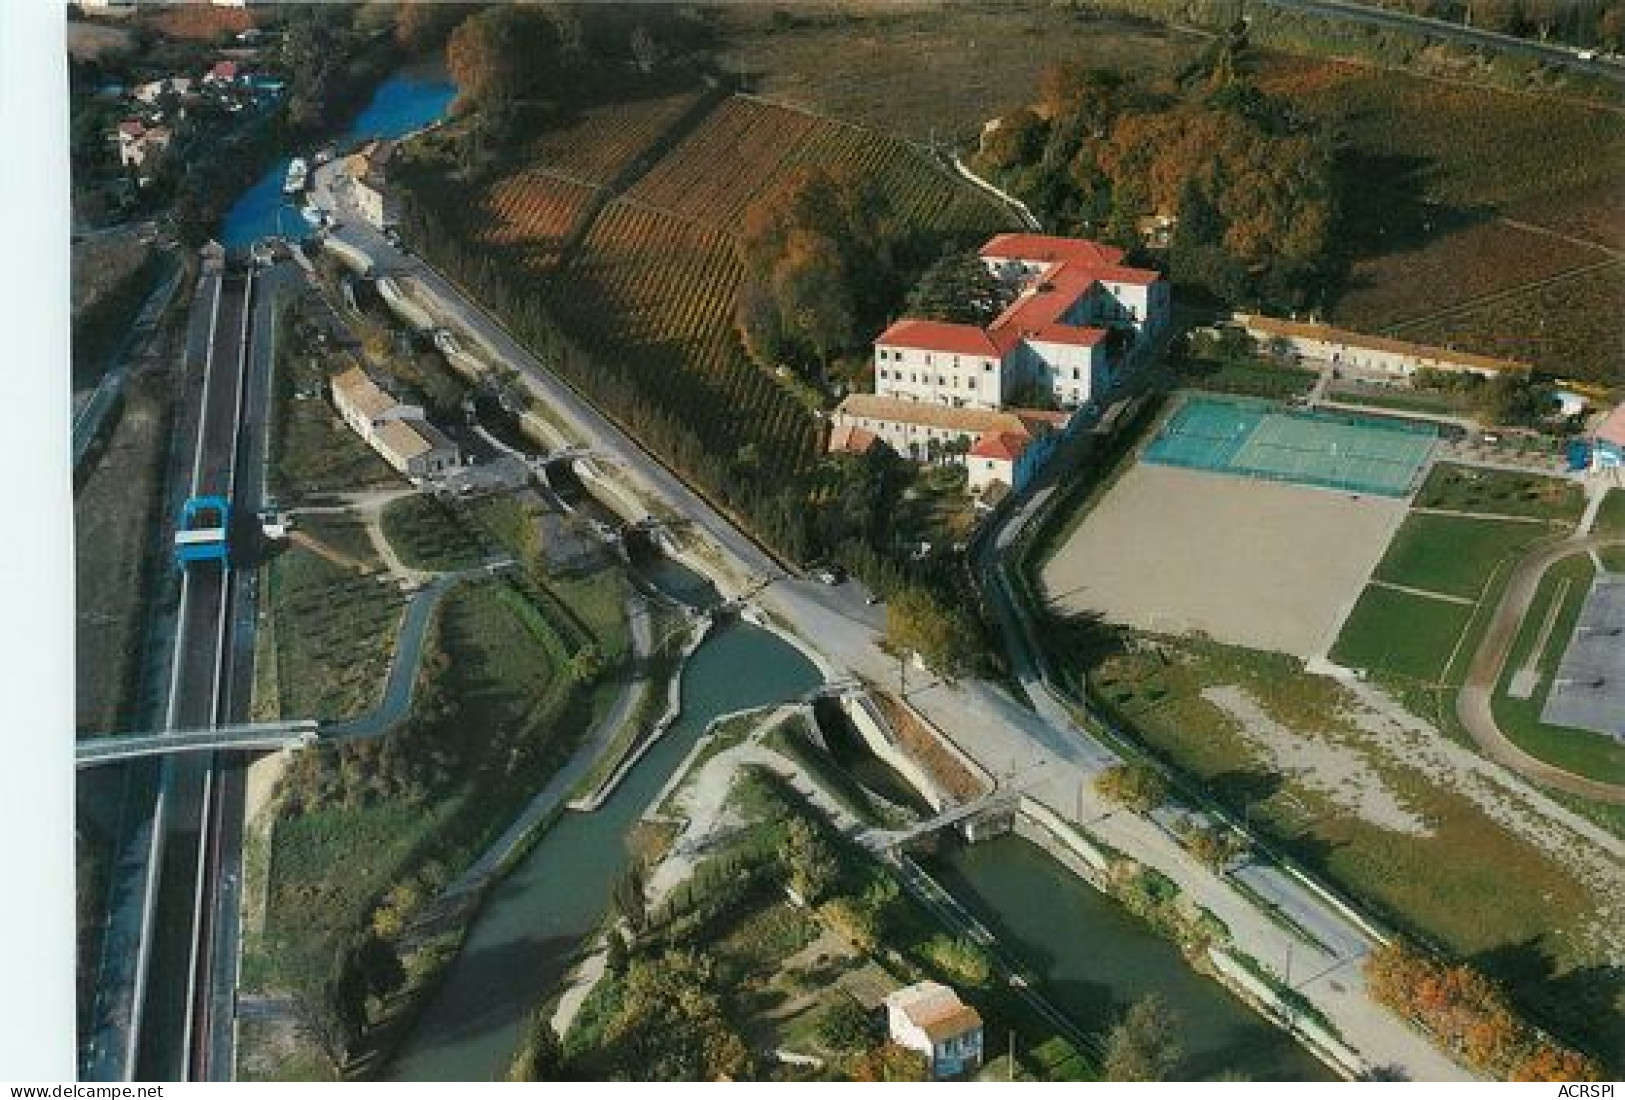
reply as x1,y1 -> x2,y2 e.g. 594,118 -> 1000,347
1026,323 -> 1109,348
827,424 -> 879,455
210,60 -> 239,80
875,318 -> 1001,358
969,431 -> 1029,462
980,233 -> 1125,267
1595,403 -> 1625,448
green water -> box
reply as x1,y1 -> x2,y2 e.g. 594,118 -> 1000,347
929,836 -> 1335,1082
386,620 -> 823,1081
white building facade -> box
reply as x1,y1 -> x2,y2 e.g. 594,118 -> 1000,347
884,981 -> 984,1079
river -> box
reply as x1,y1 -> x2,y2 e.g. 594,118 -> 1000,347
219,67 -> 455,251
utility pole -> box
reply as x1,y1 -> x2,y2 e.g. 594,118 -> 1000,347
1007,1029 -> 1015,1080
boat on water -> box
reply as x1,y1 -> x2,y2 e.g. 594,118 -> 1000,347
300,203 -> 327,228
283,157 -> 308,195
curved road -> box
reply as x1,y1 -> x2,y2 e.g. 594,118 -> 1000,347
1457,533 -> 1625,804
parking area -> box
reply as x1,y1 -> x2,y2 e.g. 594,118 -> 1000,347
1041,462 -> 1409,658
1540,574 -> 1625,742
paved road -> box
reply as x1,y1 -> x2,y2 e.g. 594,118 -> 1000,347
1456,532 -> 1625,804
1260,0 -> 1625,85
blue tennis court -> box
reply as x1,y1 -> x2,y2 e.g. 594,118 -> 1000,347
1143,395 -> 1436,497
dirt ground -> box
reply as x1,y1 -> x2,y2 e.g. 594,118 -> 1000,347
1040,463 -> 1407,658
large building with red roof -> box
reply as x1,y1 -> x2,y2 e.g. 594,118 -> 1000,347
873,233 -> 1168,412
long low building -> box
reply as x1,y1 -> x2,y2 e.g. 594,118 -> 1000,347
329,363 -> 460,478
1234,313 -> 1529,378
830,392 -> 1074,495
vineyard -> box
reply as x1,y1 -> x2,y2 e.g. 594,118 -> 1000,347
524,88 -> 708,188
626,97 -> 821,226
539,201 -> 821,481
477,168 -> 600,270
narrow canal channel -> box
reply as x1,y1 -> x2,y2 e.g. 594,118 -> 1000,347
927,836 -> 1336,1081
385,620 -> 824,1081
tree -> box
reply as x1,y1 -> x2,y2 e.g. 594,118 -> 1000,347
1094,762 -> 1168,813
814,996 -> 876,1054
922,934 -> 993,987
566,643 -> 605,684
849,1043 -> 930,1082
596,951 -> 754,1080
509,1009 -> 568,1081
605,928 -> 631,977
885,586 -> 981,680
446,6 -> 563,115
905,252 -> 1015,326
395,3 -> 477,54
820,896 -> 880,954
1175,817 -> 1247,870
612,863 -> 647,933
771,229 -> 856,366
785,818 -> 840,904
1104,994 -> 1182,1081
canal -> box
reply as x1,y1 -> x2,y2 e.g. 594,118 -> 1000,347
385,619 -> 824,1081
220,66 -> 455,251
927,836 -> 1336,1081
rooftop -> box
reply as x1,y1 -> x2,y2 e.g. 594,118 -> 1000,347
1595,402 -> 1625,448
1237,313 -> 1531,373
835,393 -> 1068,438
886,980 -> 982,1042
330,364 -> 398,422
374,417 -> 455,463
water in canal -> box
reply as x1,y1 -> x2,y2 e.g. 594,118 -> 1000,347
220,68 -> 455,250
928,836 -> 1335,1081
385,619 -> 824,1081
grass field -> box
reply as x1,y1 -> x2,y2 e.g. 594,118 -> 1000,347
1593,489 -> 1625,537
1329,585 -> 1476,681
379,495 -> 490,572
265,546 -> 405,722
1086,638 -> 1611,1043
270,349 -> 400,502
1493,554 -> 1625,784
1414,463 -> 1586,523
1327,386 -> 1473,417
1177,356 -> 1320,400
1372,513 -> 1553,600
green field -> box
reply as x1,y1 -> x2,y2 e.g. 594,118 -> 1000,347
1372,513 -> 1553,600
1594,488 -> 1625,537
1178,356 -> 1319,400
1494,555 -> 1625,784
1414,464 -> 1585,523
380,495 -> 491,572
1329,585 -> 1476,682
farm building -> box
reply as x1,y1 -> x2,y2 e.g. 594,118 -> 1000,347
329,364 -> 459,479
884,980 -> 984,1079
1591,403 -> 1625,471
874,234 -> 1168,412
1233,313 -> 1529,379
830,393 -> 1073,495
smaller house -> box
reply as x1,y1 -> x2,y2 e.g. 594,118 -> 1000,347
204,60 -> 241,86
1233,313 -> 1529,379
884,980 -> 983,1079
330,364 -> 460,478
346,139 -> 400,230
132,76 -> 194,104
1592,403 -> 1625,471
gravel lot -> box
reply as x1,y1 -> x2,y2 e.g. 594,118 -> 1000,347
1041,463 -> 1408,658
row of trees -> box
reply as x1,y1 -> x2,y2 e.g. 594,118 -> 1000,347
1364,940 -> 1603,1080
1371,0 -> 1625,48
976,53 -> 1336,309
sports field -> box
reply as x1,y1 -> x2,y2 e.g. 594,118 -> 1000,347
1143,394 -> 1436,497
1041,463 -> 1408,658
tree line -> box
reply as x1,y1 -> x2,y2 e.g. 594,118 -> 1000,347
976,47 -> 1336,311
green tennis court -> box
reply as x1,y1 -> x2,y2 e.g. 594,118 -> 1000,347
1143,394 -> 1436,497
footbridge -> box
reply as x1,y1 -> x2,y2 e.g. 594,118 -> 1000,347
75,719 -> 319,768
860,787 -> 1027,852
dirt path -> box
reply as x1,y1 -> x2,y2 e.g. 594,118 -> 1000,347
287,530 -> 369,572
1457,532 -> 1625,804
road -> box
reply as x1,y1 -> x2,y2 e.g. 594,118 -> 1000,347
1456,531 -> 1625,804
1258,0 -> 1625,85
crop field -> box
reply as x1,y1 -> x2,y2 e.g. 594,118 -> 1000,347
1402,262 -> 1625,382
711,3 -> 1205,143
1250,54 -> 1625,382
524,88 -> 707,187
477,168 -> 600,268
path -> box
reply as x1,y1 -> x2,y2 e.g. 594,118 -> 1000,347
1368,580 -> 1476,606
1456,531 -> 1625,804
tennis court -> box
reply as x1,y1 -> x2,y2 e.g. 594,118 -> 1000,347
1143,395 -> 1437,497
